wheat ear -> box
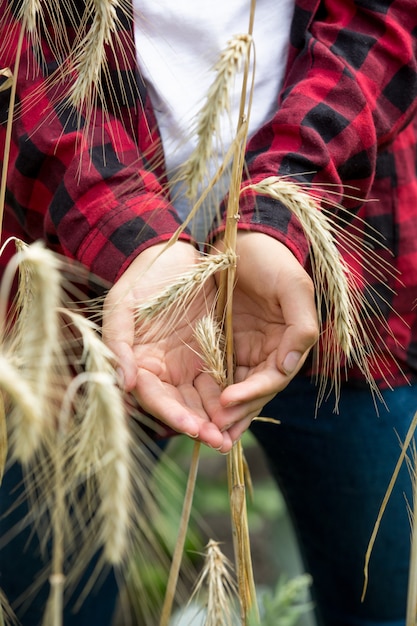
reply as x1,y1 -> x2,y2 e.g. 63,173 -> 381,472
0,353 -> 45,463
17,0 -> 42,35
135,250 -> 236,335
189,540 -> 239,626
68,0 -> 120,110
1,243 -> 63,455
179,34 -> 253,199
58,310 -> 132,565
65,371 -> 132,566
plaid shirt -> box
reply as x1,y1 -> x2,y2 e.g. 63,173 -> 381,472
1,0 -> 417,389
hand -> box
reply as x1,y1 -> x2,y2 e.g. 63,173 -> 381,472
207,232 -> 319,442
102,241 -> 235,452
102,234 -> 318,452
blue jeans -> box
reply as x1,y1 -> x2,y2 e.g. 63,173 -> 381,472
251,378 -> 417,626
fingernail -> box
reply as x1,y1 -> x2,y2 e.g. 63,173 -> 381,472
282,351 -> 302,375
185,432 -> 199,439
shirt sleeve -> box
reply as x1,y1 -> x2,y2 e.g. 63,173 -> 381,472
211,0 -> 417,265
0,2 -> 191,286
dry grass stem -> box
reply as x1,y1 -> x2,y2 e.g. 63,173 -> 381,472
189,539 -> 239,626
406,443 -> 417,625
159,441 -> 201,626
179,34 -> 253,199
363,409 -> 417,601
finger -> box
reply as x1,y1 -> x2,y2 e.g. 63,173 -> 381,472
197,373 -> 274,437
135,368 -> 230,450
275,271 -> 318,377
103,293 -> 137,391
226,413 -> 258,443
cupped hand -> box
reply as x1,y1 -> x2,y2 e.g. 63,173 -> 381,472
208,232 -> 319,441
102,241 -> 236,453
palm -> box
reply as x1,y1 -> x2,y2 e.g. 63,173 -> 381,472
232,291 -> 287,384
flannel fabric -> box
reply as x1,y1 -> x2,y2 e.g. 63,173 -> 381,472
0,0 -> 416,389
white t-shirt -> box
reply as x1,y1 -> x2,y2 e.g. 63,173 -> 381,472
133,0 -> 294,241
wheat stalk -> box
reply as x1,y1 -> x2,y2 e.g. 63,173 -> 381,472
0,588 -> 17,626
0,22 -> 25,235
159,441 -> 201,626
0,395 -> 6,484
406,442 -> 417,626
363,409 -> 417,602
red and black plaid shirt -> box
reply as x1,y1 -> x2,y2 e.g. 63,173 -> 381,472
1,0 -> 416,389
